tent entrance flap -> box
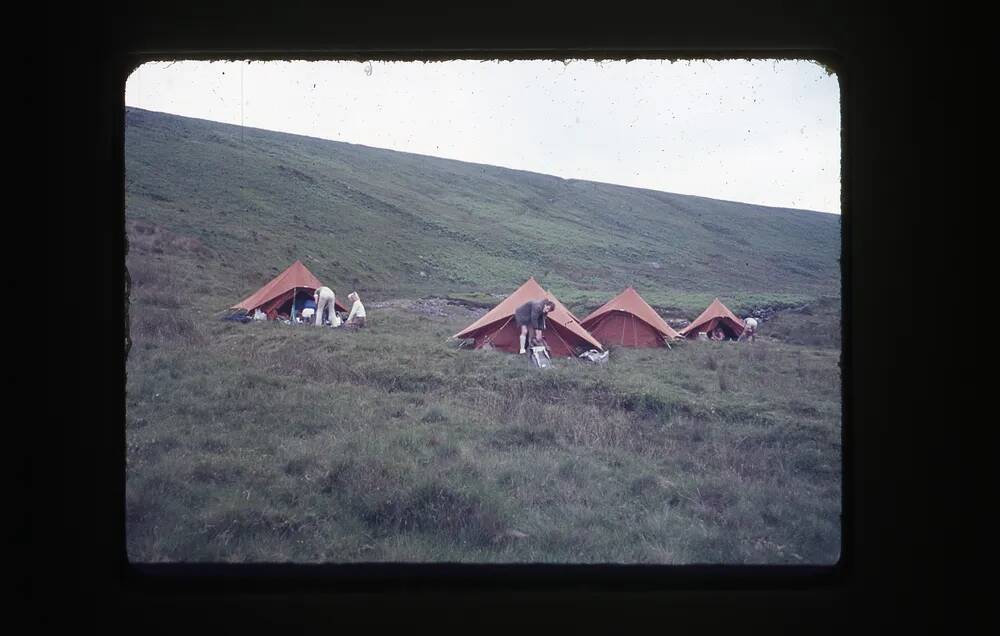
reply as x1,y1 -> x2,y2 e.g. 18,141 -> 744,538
557,325 -> 573,354
483,316 -> 513,348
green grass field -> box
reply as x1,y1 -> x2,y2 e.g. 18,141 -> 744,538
127,285 -> 840,564
125,108 -> 841,564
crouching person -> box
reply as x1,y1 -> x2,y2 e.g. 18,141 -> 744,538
514,298 -> 555,354
345,292 -> 367,329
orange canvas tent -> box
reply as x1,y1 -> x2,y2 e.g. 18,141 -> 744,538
580,287 -> 680,347
452,277 -> 603,357
231,260 -> 347,320
679,297 -> 746,340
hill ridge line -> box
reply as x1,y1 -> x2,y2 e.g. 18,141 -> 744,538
125,106 -> 832,216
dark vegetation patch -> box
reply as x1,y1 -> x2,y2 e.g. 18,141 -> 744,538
420,407 -> 450,423
491,425 -> 558,449
364,482 -> 506,547
127,220 -> 213,259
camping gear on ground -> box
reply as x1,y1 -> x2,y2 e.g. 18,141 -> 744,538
451,277 -> 603,357
301,307 -> 315,320
530,345 -> 552,368
230,260 -> 348,321
253,309 -> 266,320
679,298 -> 746,341
579,287 -> 680,348
578,349 -> 609,364
221,311 -> 252,323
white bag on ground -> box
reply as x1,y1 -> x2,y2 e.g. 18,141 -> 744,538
578,349 -> 609,364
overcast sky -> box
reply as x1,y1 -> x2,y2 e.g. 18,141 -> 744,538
125,59 -> 840,214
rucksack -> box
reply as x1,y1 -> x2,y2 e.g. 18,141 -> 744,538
530,345 -> 552,368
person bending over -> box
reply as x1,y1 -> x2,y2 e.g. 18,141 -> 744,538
514,298 -> 555,354
314,286 -> 336,326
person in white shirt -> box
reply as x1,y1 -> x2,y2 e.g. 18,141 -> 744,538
314,286 -> 336,326
345,291 -> 367,328
741,316 -> 759,343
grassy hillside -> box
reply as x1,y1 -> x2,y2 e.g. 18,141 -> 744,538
124,107 -> 841,564
127,301 -> 840,564
125,107 -> 839,317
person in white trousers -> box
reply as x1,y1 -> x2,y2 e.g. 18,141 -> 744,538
314,286 -> 336,326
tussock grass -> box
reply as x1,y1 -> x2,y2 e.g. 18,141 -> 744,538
129,306 -> 204,346
127,301 -> 841,564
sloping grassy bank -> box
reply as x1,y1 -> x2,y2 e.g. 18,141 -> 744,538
125,107 -> 840,303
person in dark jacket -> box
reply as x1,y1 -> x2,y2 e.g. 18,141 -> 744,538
514,298 -> 556,354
